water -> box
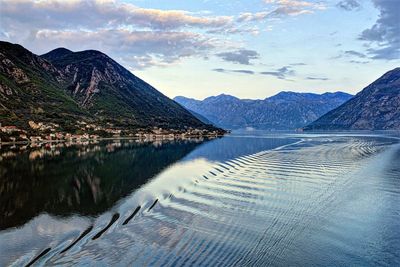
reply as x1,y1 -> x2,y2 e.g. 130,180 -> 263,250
0,132 -> 399,266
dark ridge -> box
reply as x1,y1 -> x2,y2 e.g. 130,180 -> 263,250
92,213 -> 120,240
41,47 -> 73,62
122,206 -> 141,225
209,171 -> 217,176
148,199 -> 159,211
60,225 -> 94,254
25,247 -> 51,267
203,175 -> 209,180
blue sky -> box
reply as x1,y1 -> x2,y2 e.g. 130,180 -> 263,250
1,0 -> 399,99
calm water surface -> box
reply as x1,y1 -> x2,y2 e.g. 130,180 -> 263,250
0,131 -> 399,266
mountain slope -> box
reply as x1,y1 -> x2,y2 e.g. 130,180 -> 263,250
305,68 -> 400,130
0,41 -> 88,129
187,109 -> 214,125
0,41 -> 216,133
41,48 -> 208,129
174,92 -> 353,130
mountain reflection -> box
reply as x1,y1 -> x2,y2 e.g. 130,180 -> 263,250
0,140 -> 203,230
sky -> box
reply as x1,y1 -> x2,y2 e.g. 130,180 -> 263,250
0,0 -> 399,100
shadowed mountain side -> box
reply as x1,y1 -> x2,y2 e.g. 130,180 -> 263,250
305,67 -> 400,130
187,109 -> 214,125
0,140 -> 203,230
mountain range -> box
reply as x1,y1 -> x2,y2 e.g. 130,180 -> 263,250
175,92 -> 353,130
0,41 -> 216,134
1,41 -> 399,134
305,68 -> 400,130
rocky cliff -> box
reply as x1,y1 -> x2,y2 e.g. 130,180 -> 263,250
305,68 -> 400,130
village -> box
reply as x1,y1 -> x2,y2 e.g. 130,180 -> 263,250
0,120 -> 224,145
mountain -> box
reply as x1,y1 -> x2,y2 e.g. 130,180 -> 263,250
41,47 -> 211,130
305,68 -> 400,130
186,109 -> 214,125
0,41 -> 217,134
174,92 -> 353,130
40,47 -> 73,62
0,41 -> 88,130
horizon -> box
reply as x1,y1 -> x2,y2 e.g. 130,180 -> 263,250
1,0 -> 399,99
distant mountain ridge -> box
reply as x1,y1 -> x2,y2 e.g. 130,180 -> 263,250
174,91 -> 353,130
305,68 -> 400,130
0,41 -> 217,133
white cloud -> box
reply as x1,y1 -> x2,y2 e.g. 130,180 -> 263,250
0,0 -> 327,70
237,0 -> 325,22
0,0 -> 240,69
0,0 -> 233,31
31,29 -> 222,70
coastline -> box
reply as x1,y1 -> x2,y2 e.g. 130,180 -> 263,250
0,133 -> 227,147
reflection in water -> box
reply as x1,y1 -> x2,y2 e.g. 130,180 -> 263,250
0,140 -> 203,230
0,133 -> 400,266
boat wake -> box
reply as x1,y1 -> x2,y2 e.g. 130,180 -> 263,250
7,135 -> 400,266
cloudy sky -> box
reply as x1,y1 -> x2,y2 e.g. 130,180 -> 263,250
0,0 -> 399,99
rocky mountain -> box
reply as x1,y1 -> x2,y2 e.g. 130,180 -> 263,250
0,41 -> 216,133
305,68 -> 400,130
0,41 -> 87,130
174,92 -> 353,130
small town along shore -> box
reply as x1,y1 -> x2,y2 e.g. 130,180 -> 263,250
0,120 -> 227,146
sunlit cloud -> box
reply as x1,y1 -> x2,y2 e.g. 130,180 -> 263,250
238,0 -> 326,22
0,0 -> 242,69
32,29 -> 227,71
0,0 -> 233,31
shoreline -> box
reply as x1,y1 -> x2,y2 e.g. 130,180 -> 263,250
0,133 -> 226,147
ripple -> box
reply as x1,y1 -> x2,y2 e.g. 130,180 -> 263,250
8,135 -> 400,266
